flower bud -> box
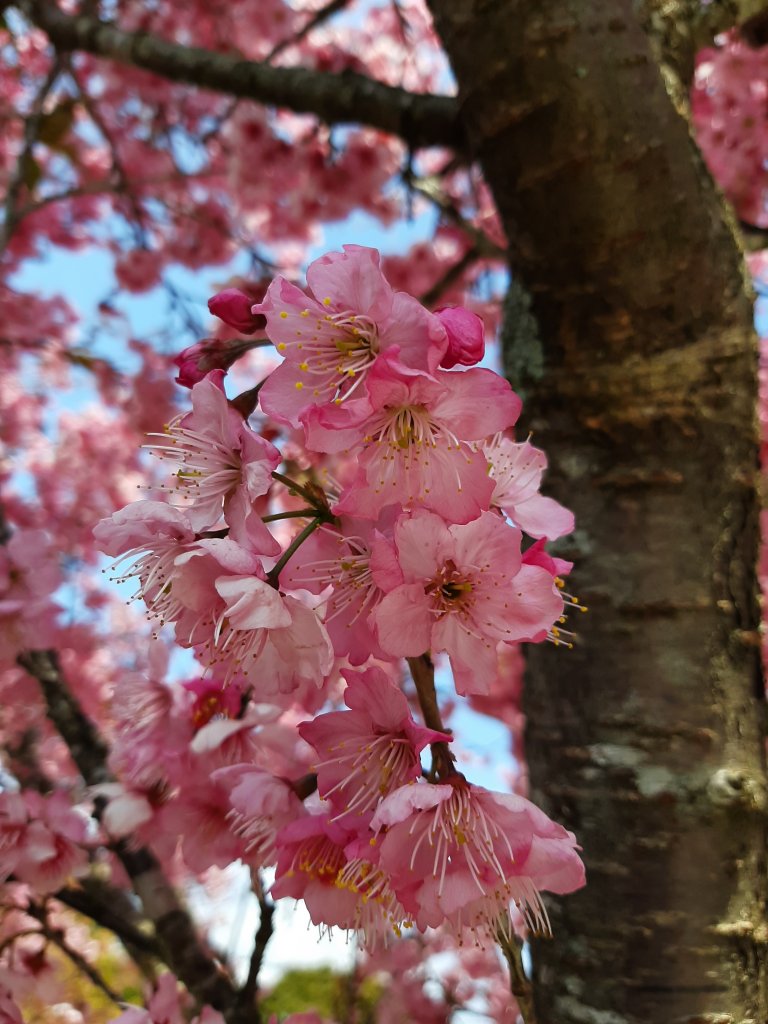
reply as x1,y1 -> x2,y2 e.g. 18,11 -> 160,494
208,288 -> 265,334
436,306 -> 485,368
173,337 -> 260,388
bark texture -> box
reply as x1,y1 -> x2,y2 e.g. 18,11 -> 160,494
428,2 -> 768,1022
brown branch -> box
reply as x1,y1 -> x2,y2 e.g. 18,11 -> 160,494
405,171 -> 507,261
406,654 -> 454,780
419,246 -> 481,308
237,875 -> 274,1014
26,900 -> 124,1007
15,649 -> 243,1021
0,55 -> 65,257
19,0 -> 465,151
497,930 -> 537,1024
55,879 -> 163,964
16,649 -> 112,785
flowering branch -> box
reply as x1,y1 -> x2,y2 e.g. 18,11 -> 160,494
18,0 -> 465,151
271,470 -> 331,510
55,881 -> 164,966
26,900 -> 125,1007
0,55 -> 66,258
15,649 -> 244,1020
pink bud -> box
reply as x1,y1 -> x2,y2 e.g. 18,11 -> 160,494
173,337 -> 261,388
436,306 -> 485,369
208,288 -> 265,334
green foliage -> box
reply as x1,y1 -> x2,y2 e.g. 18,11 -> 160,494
260,965 -> 383,1023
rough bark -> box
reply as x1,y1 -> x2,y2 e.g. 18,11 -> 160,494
428,2 -> 768,1022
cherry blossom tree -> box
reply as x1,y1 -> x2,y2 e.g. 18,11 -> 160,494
2,3 -> 768,1024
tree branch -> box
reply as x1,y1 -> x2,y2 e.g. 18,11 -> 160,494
0,55 -> 65,258
237,875 -> 274,1015
19,0 -> 465,151
15,649 -> 243,1021
496,930 -> 537,1024
26,900 -> 124,1007
55,878 -> 164,965
406,654 -> 454,780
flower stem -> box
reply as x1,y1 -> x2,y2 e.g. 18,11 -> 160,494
271,470 -> 328,509
497,928 -> 537,1024
261,508 -> 318,523
266,516 -> 324,586
407,654 -> 455,781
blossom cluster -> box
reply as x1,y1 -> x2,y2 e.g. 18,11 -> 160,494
90,245 -> 585,953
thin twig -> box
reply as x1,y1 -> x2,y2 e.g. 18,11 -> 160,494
266,515 -> 324,585
238,874 -> 274,1012
497,929 -> 538,1024
26,901 -> 124,1007
0,56 -> 65,257
420,246 -> 482,308
55,880 -> 163,963
265,0 -> 350,63
404,170 -> 507,260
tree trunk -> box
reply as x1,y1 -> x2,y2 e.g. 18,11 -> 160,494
428,2 -> 768,1021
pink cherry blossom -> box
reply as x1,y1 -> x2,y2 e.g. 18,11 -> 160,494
484,434 -> 574,540
106,973 -> 188,1024
255,245 -> 448,427
0,528 -> 61,659
372,775 -> 585,940
372,511 -> 564,695
211,764 -> 307,868
148,371 -> 280,553
271,814 -> 360,931
0,791 -> 89,893
436,306 -> 485,369
299,666 -> 449,821
94,500 -> 198,626
336,830 -> 411,948
281,515 -> 391,665
183,676 -> 245,729
692,33 -> 768,227
304,358 -> 520,524
168,540 -> 333,692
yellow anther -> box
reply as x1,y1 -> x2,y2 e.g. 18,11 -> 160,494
323,297 -> 332,306
277,342 -> 286,351
295,381 -> 304,390
280,311 -> 288,319
299,361 -> 309,371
